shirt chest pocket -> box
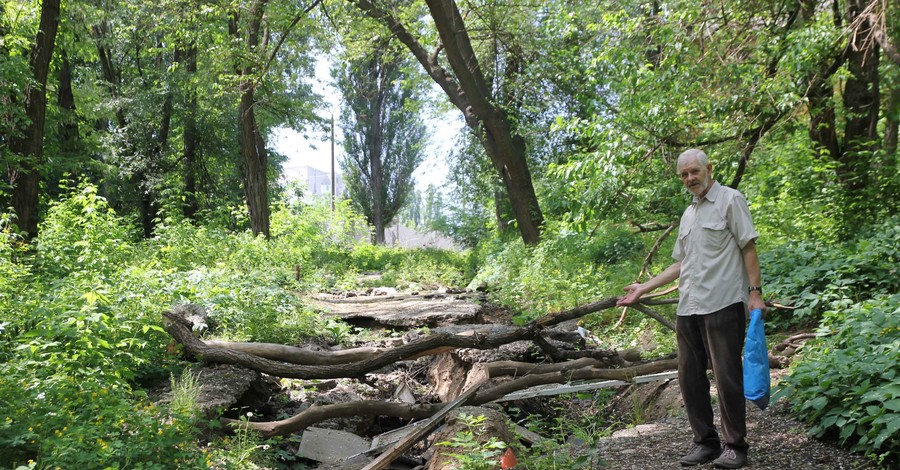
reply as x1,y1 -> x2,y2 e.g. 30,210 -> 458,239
700,220 -> 731,250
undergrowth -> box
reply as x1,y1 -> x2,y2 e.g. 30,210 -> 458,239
0,182 -> 471,468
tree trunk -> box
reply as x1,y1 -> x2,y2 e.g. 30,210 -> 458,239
370,65 -> 387,245
182,45 -> 200,221
7,0 -> 60,238
836,0 -> 880,203
232,0 -> 271,238
424,0 -> 542,245
238,84 -> 271,238
56,50 -> 79,155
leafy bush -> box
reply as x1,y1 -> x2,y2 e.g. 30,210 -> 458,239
776,294 -> 900,464
469,222 -> 645,321
761,217 -> 900,328
34,181 -> 138,278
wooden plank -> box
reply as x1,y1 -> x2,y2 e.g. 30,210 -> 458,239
513,424 -> 546,445
361,379 -> 486,470
492,370 -> 678,402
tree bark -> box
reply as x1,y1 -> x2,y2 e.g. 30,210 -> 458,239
56,50 -> 79,154
238,84 -> 271,238
7,0 -> 61,238
370,56 -> 387,245
805,0 -> 883,227
231,0 -> 271,238
203,340 -> 384,365
836,0 -> 880,198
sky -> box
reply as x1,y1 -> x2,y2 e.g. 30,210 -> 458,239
270,57 -> 463,192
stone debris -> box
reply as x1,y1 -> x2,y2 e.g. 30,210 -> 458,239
297,427 -> 371,464
310,293 -> 482,327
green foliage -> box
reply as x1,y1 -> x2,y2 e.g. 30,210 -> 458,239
742,132 -> 845,243
205,414 -> 273,470
510,393 -> 615,469
760,217 -> 900,328
470,221 -> 648,321
436,413 -> 508,470
35,180 -> 138,278
335,36 -> 428,242
776,294 -> 900,463
351,244 -> 474,290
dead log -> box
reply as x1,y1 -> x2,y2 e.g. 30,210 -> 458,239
223,400 -> 441,438
221,358 -> 678,437
204,341 -> 383,365
165,310 -> 544,379
164,297 -> 632,380
472,358 -> 678,404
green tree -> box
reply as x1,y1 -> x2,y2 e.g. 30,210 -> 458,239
539,0 -> 899,238
354,0 -> 545,245
336,42 -> 426,244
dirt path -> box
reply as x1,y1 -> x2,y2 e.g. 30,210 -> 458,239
598,399 -> 876,469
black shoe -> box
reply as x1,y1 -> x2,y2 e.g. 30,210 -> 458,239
713,446 -> 748,469
680,444 -> 720,466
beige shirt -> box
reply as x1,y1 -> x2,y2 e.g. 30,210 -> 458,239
673,181 -> 759,316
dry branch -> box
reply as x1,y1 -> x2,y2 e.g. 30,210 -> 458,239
628,304 -> 676,331
204,341 -> 383,365
165,310 -> 542,379
164,297 -> 635,379
223,400 -> 441,437
221,358 -> 677,437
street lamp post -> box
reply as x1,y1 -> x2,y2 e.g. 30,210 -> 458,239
331,112 -> 336,212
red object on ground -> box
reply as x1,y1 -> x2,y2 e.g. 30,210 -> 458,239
500,447 -> 517,469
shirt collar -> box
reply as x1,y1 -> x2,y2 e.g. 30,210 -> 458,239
692,180 -> 721,204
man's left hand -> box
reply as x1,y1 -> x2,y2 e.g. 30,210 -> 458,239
748,291 -> 766,316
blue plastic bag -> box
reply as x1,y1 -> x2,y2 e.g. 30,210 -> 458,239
743,308 -> 770,410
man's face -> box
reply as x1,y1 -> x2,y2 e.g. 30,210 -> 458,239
677,157 -> 712,197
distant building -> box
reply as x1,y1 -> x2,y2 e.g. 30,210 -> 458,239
291,165 -> 345,199
384,223 -> 460,250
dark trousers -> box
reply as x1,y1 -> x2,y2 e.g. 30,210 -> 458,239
676,302 -> 748,451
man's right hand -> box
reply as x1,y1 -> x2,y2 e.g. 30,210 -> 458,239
617,284 -> 645,306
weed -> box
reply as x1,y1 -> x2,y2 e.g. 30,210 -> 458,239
436,413 -> 508,470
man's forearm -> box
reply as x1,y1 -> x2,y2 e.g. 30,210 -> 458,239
742,240 -> 762,287
642,261 -> 682,293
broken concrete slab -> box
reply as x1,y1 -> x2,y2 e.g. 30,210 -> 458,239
297,427 -> 372,464
154,364 -> 261,418
492,370 -> 679,402
369,418 -> 434,450
309,294 -> 482,327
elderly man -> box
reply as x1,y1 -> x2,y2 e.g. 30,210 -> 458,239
617,148 -> 764,469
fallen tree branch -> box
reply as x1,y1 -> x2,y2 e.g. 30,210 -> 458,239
204,341 -> 383,365
474,358 -> 678,403
221,358 -> 678,437
628,303 -> 676,332
165,298 -> 632,379
165,310 -> 553,379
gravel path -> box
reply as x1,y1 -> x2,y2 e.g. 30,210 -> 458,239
597,387 -> 877,469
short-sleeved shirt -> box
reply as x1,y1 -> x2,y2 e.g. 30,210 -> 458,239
673,181 -> 759,316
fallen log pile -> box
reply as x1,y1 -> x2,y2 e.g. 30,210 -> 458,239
161,297 -> 680,468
